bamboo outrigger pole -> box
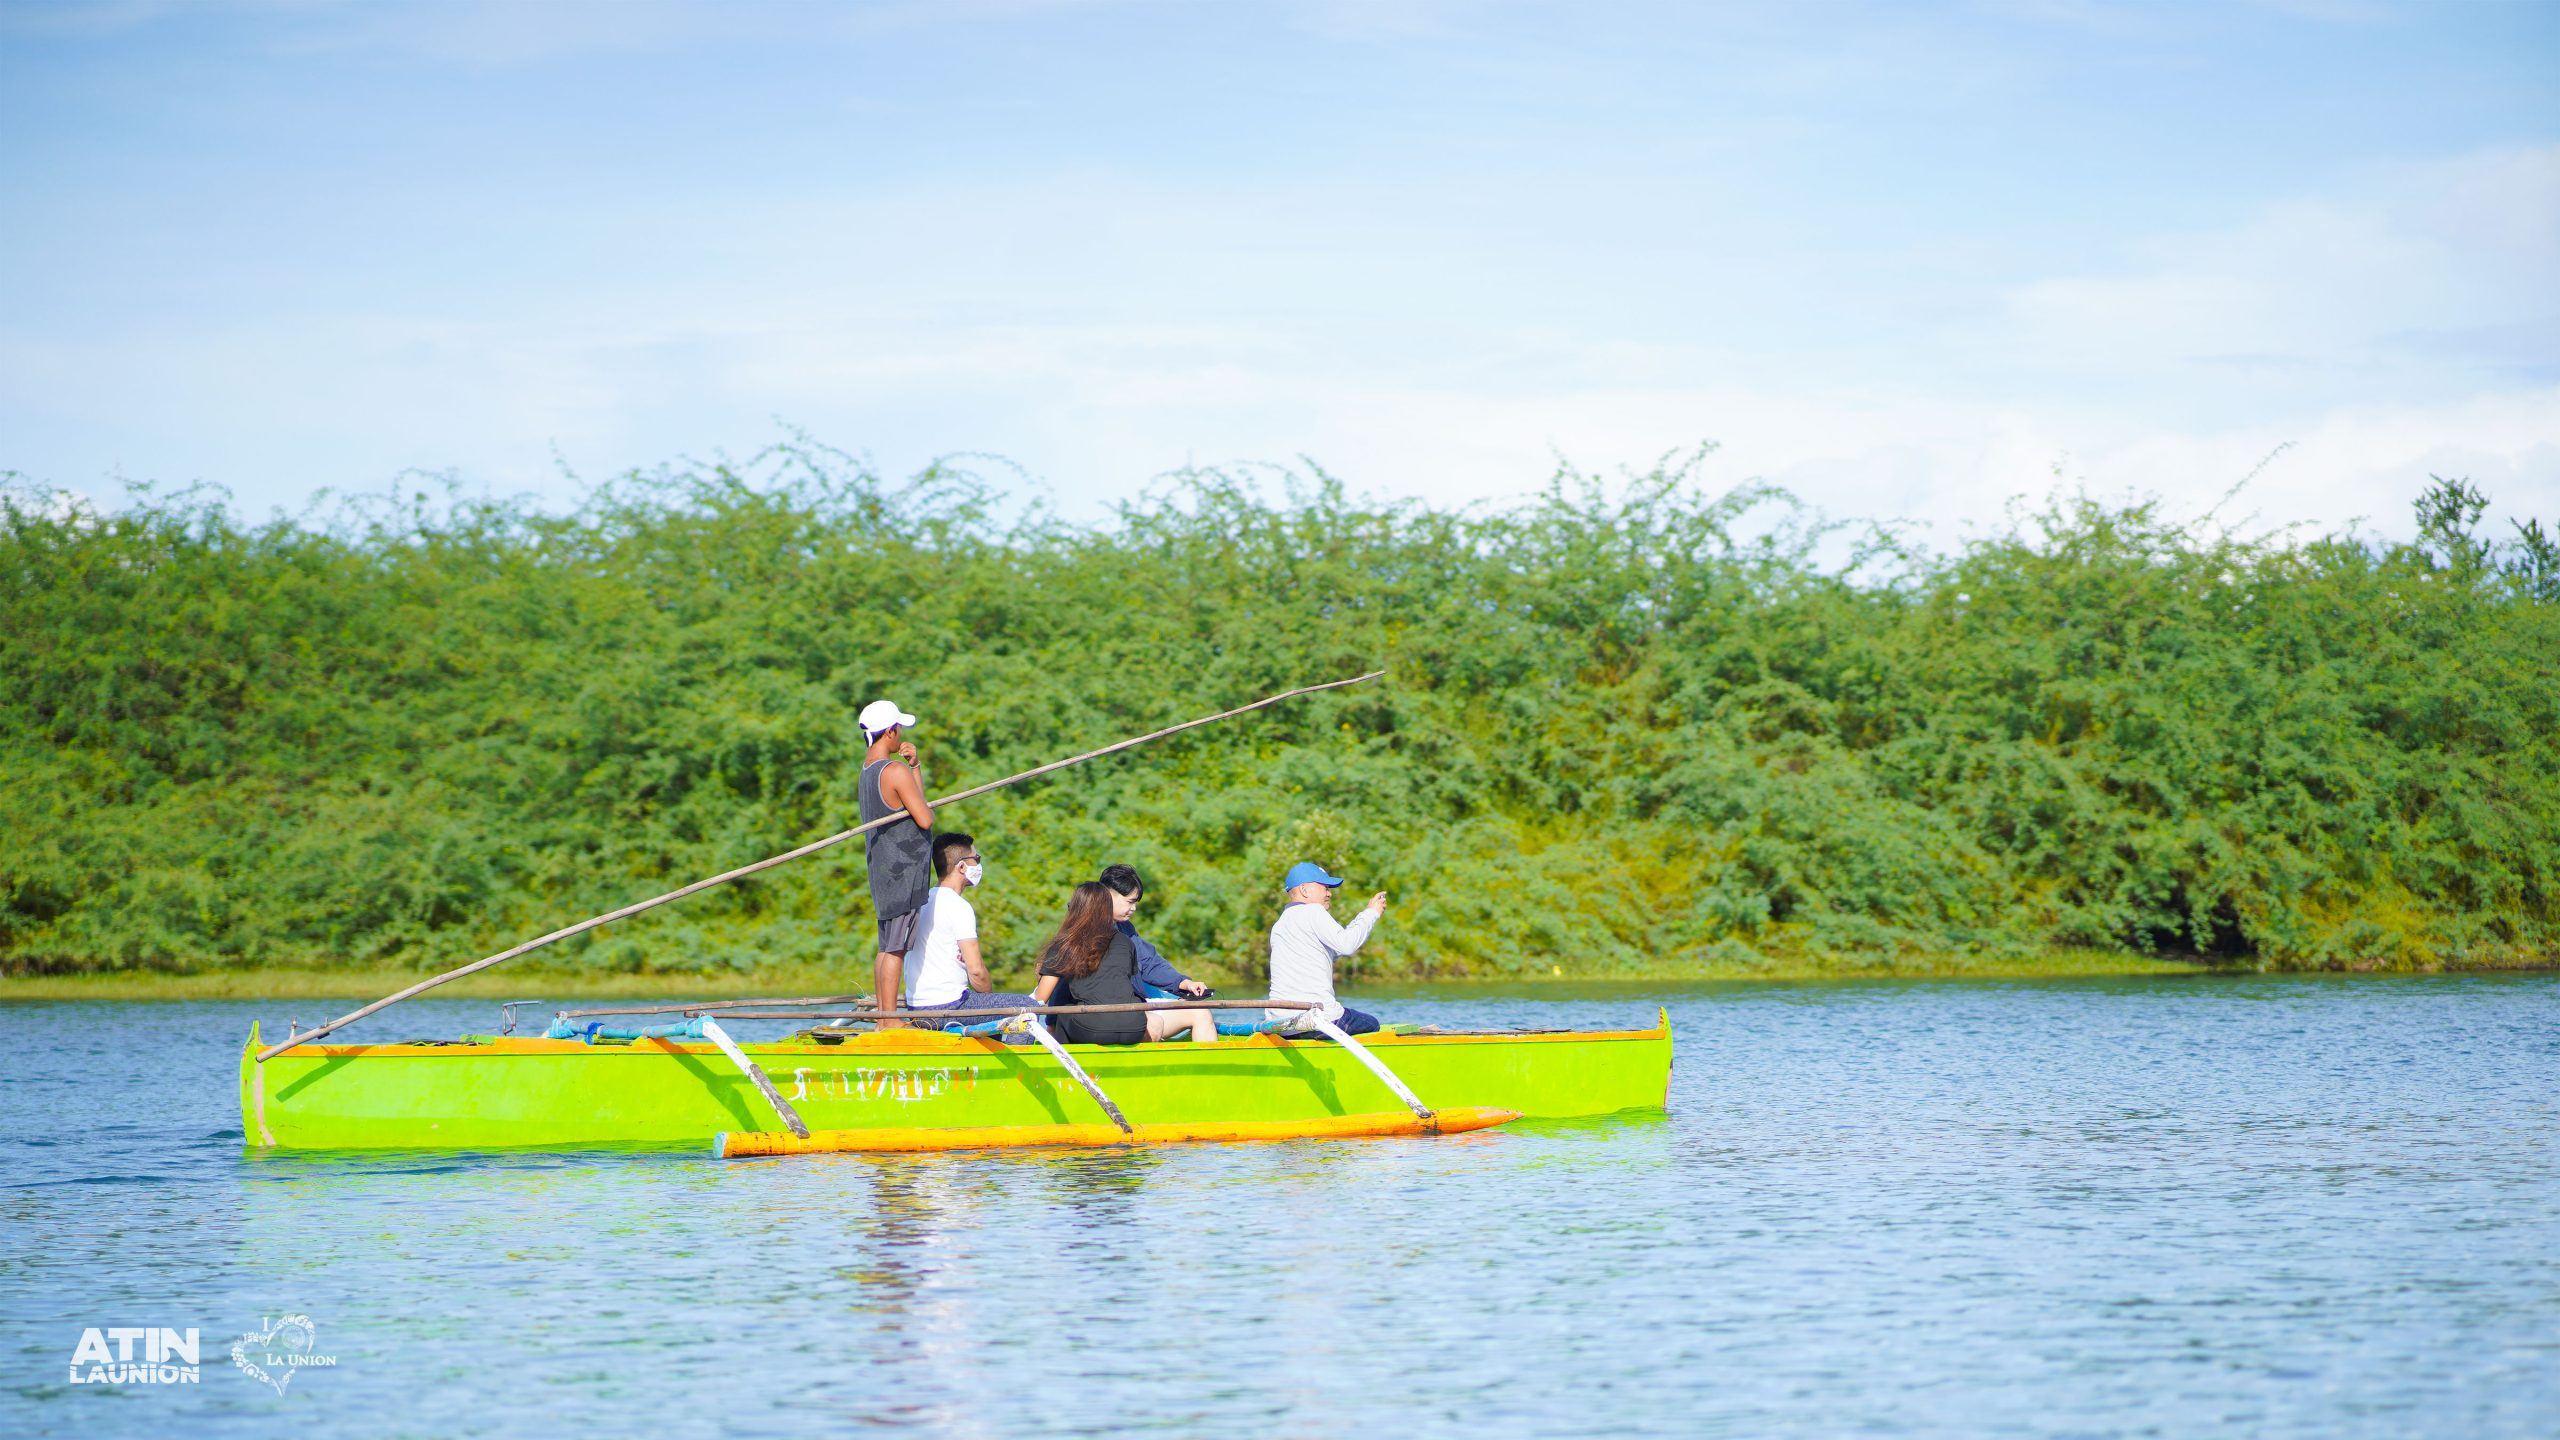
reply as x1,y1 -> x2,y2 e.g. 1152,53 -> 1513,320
256,670 -> 1385,1062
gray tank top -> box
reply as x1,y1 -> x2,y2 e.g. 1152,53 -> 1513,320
859,758 -> 933,920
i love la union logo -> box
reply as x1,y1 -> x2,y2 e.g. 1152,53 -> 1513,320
229,1314 -> 338,1396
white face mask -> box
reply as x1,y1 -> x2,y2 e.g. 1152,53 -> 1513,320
962,861 -> 984,887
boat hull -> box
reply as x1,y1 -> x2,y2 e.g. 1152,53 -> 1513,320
240,1015 -> 1672,1151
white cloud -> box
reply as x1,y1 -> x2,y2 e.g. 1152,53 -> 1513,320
1993,145 -> 2560,403
6,108 -> 2552,546
1173,377 -> 2560,546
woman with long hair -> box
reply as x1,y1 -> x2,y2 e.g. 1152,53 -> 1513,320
1031,882 -> 1218,1045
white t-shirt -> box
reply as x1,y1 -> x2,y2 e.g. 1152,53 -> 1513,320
906,888 -> 979,1007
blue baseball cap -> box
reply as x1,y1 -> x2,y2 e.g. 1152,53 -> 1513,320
1282,861 -> 1345,890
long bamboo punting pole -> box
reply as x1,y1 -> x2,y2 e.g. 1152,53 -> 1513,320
257,671 -> 1384,1062
555,994 -> 874,1020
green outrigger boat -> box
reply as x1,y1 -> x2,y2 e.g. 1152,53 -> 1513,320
235,680 -> 1676,1156
240,1008 -> 1674,1156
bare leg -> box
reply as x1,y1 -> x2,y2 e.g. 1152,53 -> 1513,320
1144,1008 -> 1219,1045
873,951 -> 908,1029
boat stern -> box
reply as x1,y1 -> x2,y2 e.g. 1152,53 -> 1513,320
239,1022 -> 274,1148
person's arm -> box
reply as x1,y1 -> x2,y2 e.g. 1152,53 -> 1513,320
959,937 -> 993,994
1129,932 -> 1202,996
1029,973 -> 1059,1004
1310,901 -> 1384,956
880,745 -> 934,828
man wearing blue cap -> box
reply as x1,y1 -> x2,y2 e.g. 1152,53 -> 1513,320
1265,861 -> 1389,1036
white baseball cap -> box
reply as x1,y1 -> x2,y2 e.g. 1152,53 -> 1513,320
858,699 -> 918,737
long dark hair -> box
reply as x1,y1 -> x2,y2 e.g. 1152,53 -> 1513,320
1040,882 -> 1118,978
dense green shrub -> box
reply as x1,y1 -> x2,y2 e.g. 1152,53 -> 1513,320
3,449 -> 2552,977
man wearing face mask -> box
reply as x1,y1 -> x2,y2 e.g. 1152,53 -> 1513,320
903,833 -> 1039,1017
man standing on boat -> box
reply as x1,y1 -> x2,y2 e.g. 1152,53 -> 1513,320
857,699 -> 933,1029
1266,861 -> 1388,1036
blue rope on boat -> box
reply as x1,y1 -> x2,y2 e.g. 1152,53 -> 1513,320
936,1017 -> 1294,1038
544,1017 -> 711,1043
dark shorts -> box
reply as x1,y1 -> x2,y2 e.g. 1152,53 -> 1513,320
902,991 -> 1041,1044
1289,1006 -> 1381,1037
1055,1014 -> 1148,1046
909,990 -> 1040,1014
875,908 -> 919,955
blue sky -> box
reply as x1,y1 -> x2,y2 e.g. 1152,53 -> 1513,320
3,0 -> 2554,539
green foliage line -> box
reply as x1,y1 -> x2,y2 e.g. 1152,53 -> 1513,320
4,449 -> 2554,979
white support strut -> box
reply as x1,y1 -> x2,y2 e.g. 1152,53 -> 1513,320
700,1018 -> 810,1139
1311,1019 -> 1434,1123
1020,1015 -> 1134,1134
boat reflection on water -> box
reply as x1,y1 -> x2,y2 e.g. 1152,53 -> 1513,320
1035,1144 -> 1165,1206
831,1154 -> 982,1311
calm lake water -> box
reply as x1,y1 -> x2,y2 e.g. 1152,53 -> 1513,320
2,974 -> 2554,1438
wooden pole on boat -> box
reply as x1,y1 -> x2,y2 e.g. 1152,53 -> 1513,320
256,671 -> 1386,1063
610,1000 -> 1317,1022
553,998 -> 1314,1020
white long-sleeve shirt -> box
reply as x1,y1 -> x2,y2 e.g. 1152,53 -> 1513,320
1266,901 -> 1380,1030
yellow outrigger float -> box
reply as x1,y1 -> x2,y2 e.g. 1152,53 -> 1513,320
715,1107 -> 1526,1158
